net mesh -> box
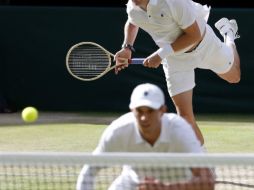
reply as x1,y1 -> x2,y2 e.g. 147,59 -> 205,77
0,152 -> 254,190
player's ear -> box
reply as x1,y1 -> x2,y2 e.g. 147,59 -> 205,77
159,105 -> 167,113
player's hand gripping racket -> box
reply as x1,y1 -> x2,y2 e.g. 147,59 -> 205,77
66,42 -> 144,81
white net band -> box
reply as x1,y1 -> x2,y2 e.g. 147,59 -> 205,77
0,152 -> 254,190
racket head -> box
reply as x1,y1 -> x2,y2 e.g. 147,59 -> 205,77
66,42 -> 114,81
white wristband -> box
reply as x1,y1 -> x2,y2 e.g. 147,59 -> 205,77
156,44 -> 174,59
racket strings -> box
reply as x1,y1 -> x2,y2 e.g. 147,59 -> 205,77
68,44 -> 110,79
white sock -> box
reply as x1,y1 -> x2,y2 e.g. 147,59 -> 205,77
225,31 -> 235,44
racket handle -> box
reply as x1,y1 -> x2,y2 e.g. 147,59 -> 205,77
129,58 -> 144,65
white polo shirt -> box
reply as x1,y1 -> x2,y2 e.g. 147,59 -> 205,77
77,112 -> 203,190
126,0 -> 209,50
94,112 -> 202,153
95,112 -> 203,190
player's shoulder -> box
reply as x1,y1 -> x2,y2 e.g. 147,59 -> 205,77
163,112 -> 183,121
162,113 -> 190,127
108,112 -> 135,132
163,0 -> 181,4
163,0 -> 189,7
126,0 -> 136,11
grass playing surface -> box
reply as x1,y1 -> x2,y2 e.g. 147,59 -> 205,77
0,113 -> 253,153
0,113 -> 253,189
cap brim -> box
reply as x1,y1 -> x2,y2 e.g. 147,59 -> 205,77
129,100 -> 161,109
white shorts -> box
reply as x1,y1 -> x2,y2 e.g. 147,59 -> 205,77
162,25 -> 234,97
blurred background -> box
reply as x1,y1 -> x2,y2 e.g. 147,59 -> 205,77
0,0 -> 254,8
0,0 -> 253,114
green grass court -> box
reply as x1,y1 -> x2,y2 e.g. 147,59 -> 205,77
0,113 -> 254,153
0,113 -> 254,189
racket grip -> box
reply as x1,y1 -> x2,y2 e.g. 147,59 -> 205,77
129,58 -> 144,65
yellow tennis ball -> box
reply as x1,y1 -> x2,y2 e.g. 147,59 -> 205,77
21,107 -> 38,123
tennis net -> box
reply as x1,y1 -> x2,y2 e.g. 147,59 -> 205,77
0,152 -> 254,190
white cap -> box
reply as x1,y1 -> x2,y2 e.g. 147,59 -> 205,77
129,83 -> 165,109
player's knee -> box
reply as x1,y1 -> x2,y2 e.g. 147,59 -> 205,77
229,77 -> 240,84
227,73 -> 241,83
226,77 -> 240,84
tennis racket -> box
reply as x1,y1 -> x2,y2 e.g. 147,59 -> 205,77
66,42 -> 144,81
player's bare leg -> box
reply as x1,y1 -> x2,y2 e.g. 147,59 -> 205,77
218,44 -> 240,83
215,18 -> 241,83
171,89 -> 204,145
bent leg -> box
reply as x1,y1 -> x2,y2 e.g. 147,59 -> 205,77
171,89 -> 204,145
217,43 -> 241,83
214,18 -> 241,83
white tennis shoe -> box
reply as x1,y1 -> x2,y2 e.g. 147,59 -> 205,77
215,17 -> 240,40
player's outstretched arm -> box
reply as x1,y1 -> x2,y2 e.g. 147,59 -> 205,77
138,168 -> 215,190
114,21 -> 139,74
76,165 -> 101,190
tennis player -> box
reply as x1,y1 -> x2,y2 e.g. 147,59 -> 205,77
76,83 -> 214,190
114,0 -> 241,146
